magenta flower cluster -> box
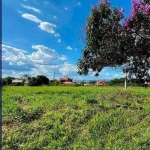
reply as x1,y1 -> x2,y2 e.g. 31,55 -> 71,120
120,8 -> 124,13
92,0 -> 110,12
123,19 -> 131,31
92,6 -> 98,11
123,0 -> 150,31
104,0 -> 110,6
131,0 -> 150,19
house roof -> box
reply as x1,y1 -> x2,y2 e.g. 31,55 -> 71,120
60,76 -> 73,81
63,82 -> 75,85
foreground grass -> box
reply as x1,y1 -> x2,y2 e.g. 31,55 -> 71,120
2,86 -> 150,150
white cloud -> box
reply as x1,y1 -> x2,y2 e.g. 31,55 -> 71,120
57,39 -> 61,43
21,13 -> 58,35
77,2 -> 81,6
17,61 -> 25,65
2,44 -> 27,61
29,47 -> 56,65
54,33 -> 60,37
44,1 -> 49,5
53,16 -> 57,19
31,65 -> 50,74
2,44 -> 61,67
32,45 -> 58,58
59,62 -> 77,75
21,4 -> 41,13
9,61 -> 14,65
2,44 -> 79,80
38,22 -> 56,34
22,13 -> 42,23
64,7 -> 68,11
32,0 -> 40,5
66,46 -> 73,50
18,10 -> 23,14
59,55 -> 67,61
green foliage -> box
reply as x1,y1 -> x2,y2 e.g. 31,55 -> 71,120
77,1 -> 125,76
80,82 -> 84,86
49,80 -> 60,86
2,86 -> 150,149
2,77 -> 14,86
109,78 -> 125,85
122,0 -> 150,81
12,82 -> 24,86
28,75 -> 49,86
36,75 -> 49,85
28,77 -> 37,86
2,79 -> 7,86
77,0 -> 150,82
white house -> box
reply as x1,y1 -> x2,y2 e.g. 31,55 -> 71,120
22,75 -> 29,84
12,75 -> 29,85
12,79 -> 23,84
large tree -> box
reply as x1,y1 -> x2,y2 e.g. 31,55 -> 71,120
77,0 -> 150,82
122,0 -> 150,82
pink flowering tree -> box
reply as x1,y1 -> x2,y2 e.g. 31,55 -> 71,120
123,0 -> 150,82
77,0 -> 150,82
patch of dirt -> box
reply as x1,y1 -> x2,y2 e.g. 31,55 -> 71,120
114,91 -> 133,99
20,105 -> 29,110
146,98 -> 150,101
2,123 -> 20,133
113,103 -> 143,110
2,125 -> 11,132
100,94 -> 109,100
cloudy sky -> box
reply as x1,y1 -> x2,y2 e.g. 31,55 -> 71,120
2,0 -> 132,81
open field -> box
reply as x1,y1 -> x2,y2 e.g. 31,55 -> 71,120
2,86 -> 150,150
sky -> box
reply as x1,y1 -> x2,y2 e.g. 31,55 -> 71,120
2,0 -> 132,81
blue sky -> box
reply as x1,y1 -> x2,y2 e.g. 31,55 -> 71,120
2,0 -> 132,81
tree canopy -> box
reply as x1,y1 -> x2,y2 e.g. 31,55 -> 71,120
2,77 -> 14,85
77,0 -> 150,82
28,75 -> 49,86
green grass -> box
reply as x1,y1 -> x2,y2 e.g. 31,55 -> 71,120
2,86 -> 150,150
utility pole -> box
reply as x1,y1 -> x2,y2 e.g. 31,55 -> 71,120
125,71 -> 127,89
53,72 -> 55,80
125,64 -> 127,89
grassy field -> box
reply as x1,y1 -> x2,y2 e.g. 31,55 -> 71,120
2,86 -> 150,150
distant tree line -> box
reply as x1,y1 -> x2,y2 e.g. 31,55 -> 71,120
108,78 -> 125,86
2,77 -> 15,86
2,75 -> 49,86
108,78 -> 147,87
2,75 -> 63,86
2,75 -> 148,87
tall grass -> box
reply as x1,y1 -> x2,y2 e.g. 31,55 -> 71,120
2,86 -> 150,150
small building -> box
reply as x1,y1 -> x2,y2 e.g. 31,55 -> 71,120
63,82 -> 75,85
12,75 -> 29,85
95,80 -> 107,86
84,83 -> 91,86
12,78 -> 23,84
60,76 -> 73,83
22,75 -> 29,84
